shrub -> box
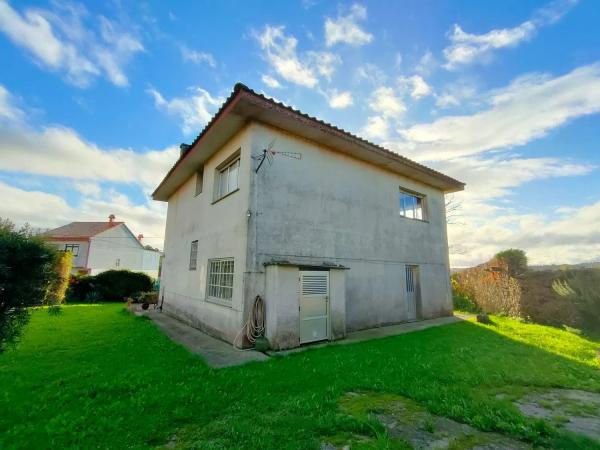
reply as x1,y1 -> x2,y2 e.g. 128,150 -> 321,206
495,248 -> 527,277
46,251 -> 73,305
66,270 -> 154,303
0,219 -> 58,351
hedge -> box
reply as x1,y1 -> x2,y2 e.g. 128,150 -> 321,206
67,270 -> 154,303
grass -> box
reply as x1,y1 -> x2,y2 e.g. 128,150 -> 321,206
0,305 -> 599,449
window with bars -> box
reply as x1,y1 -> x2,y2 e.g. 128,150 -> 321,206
189,240 -> 198,270
215,157 -> 239,200
207,258 -> 234,302
399,189 -> 426,220
64,244 -> 79,257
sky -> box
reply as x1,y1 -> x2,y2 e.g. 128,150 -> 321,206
0,0 -> 599,267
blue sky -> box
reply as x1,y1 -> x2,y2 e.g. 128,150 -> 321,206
0,0 -> 599,266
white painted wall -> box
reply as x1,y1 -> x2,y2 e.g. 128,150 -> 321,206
159,127 -> 252,343
245,123 -> 452,335
51,240 -> 90,273
159,121 -> 453,348
87,224 -> 160,278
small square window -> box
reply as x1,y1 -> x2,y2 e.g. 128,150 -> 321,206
399,189 -> 426,220
189,240 -> 198,270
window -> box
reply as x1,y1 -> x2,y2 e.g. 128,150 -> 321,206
115,258 -> 120,268
189,240 -> 198,270
195,167 -> 204,196
207,258 -> 234,302
215,157 -> 240,200
64,244 -> 79,256
399,189 -> 426,220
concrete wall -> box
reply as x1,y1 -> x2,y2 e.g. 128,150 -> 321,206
245,122 -> 452,333
86,224 -> 160,278
159,126 -> 252,344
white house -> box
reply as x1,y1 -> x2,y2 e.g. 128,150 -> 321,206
153,83 -> 464,350
45,215 -> 161,278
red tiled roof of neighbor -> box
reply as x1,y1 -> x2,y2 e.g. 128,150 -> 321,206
44,222 -> 123,239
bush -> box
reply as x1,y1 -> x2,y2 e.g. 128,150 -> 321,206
66,270 -> 154,303
0,219 -> 58,351
495,248 -> 527,277
47,251 -> 72,305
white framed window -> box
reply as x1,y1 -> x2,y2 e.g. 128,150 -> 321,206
215,157 -> 240,201
195,167 -> 204,196
206,258 -> 234,303
189,240 -> 198,270
64,244 -> 79,257
399,189 -> 426,220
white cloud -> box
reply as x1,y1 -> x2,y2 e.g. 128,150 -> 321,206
0,85 -> 23,122
326,90 -> 353,109
261,74 -> 282,89
307,51 -> 341,80
397,64 -> 600,161
438,155 -> 596,266
368,86 -> 406,118
0,122 -> 177,190
254,25 -> 319,88
180,45 -> 216,67
443,0 -> 578,69
415,51 -> 436,75
74,181 -> 102,197
325,3 -> 373,47
355,63 -> 387,85
0,181 -> 168,249
148,86 -> 224,135
434,82 -> 477,108
398,75 -> 432,99
0,1 -> 143,87
361,115 -> 389,140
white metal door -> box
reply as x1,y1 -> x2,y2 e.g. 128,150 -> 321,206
405,265 -> 419,321
299,270 -> 329,344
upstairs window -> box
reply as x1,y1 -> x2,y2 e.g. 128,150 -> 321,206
64,244 -> 80,257
399,189 -> 426,220
189,240 -> 198,270
215,155 -> 240,201
195,167 -> 204,196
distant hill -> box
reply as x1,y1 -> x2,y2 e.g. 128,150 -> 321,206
529,262 -> 600,271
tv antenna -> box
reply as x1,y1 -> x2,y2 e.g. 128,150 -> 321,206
253,139 -> 301,173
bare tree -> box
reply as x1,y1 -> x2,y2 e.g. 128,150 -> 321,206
445,194 -> 463,225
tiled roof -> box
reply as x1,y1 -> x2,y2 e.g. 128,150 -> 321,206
44,222 -> 123,239
154,83 -> 464,198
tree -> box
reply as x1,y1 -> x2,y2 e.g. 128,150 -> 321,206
495,248 -> 528,276
0,219 -> 58,351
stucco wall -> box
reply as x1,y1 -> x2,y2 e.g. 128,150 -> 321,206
86,224 -> 159,278
245,122 -> 452,333
159,127 -> 252,344
50,240 -> 89,273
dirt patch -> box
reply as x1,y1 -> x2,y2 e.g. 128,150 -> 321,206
515,389 -> 600,443
322,392 -> 531,449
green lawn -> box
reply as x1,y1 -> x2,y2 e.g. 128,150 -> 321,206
1,305 -> 599,449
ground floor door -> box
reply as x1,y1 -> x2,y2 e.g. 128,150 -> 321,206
299,270 -> 329,344
405,265 -> 420,321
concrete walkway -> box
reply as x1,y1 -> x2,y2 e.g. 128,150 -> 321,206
271,314 -> 471,356
134,305 -> 471,366
134,307 -> 269,368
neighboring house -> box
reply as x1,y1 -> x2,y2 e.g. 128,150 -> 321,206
45,215 -> 161,278
153,83 -> 464,350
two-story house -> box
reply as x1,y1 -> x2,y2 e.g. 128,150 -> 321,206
45,215 -> 161,278
153,83 -> 464,350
